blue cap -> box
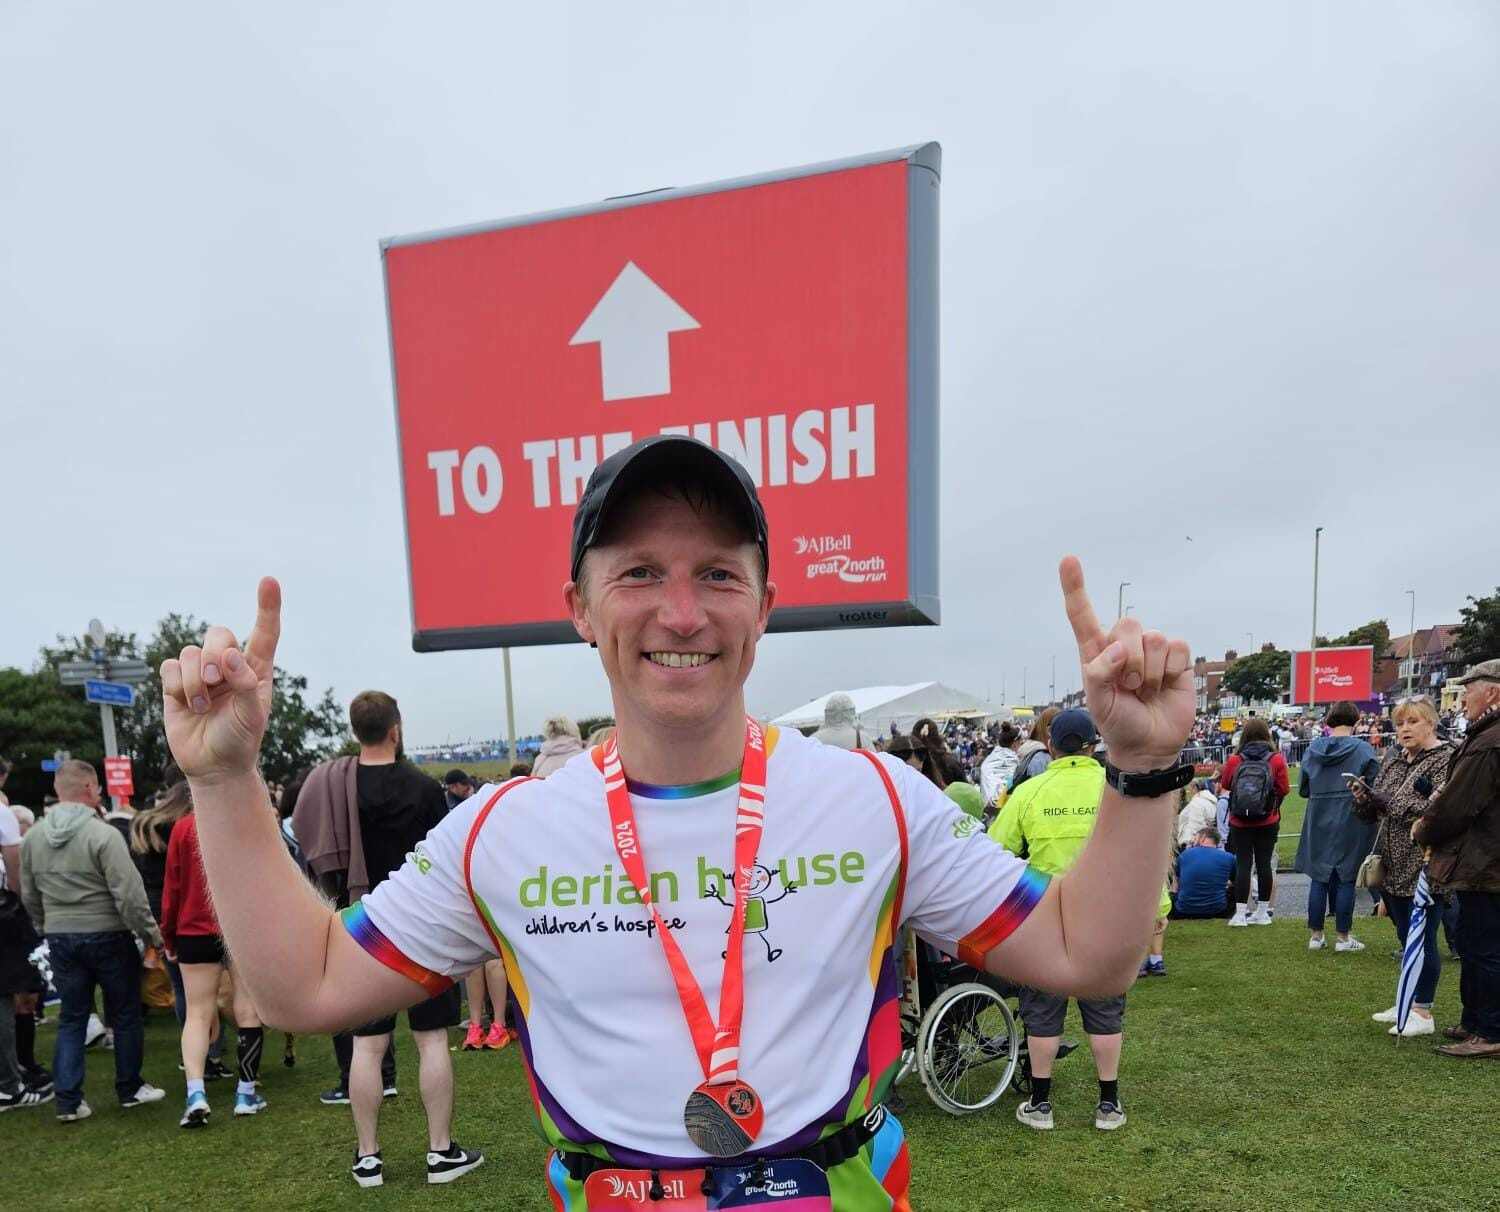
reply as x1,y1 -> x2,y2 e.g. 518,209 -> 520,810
1050,708 -> 1097,754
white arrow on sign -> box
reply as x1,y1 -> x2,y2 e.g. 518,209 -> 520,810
569,261 -> 700,402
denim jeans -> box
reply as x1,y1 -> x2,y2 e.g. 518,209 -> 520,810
1307,870 -> 1356,935
49,932 -> 144,1111
1455,890 -> 1500,1040
1381,890 -> 1442,1007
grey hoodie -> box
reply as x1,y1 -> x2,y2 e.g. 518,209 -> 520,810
19,802 -> 161,943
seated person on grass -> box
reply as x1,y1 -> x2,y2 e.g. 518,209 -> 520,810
1169,828 -> 1236,919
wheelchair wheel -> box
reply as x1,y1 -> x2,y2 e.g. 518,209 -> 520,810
916,982 -> 1019,1115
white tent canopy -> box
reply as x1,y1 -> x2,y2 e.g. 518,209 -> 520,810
771,682 -> 990,735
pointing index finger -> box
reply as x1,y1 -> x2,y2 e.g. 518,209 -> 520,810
243,576 -> 282,674
1059,555 -> 1106,663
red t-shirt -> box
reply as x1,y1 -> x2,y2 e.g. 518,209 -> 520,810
161,812 -> 221,950
1220,748 -> 1290,829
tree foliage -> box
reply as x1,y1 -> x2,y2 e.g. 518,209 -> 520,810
576,715 -> 616,742
24,613 -> 349,804
1452,587 -> 1500,665
1325,620 -> 1391,653
0,667 -> 102,808
1222,649 -> 1291,704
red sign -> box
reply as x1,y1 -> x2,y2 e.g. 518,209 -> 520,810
103,756 -> 134,800
383,145 -> 940,650
1291,646 -> 1375,704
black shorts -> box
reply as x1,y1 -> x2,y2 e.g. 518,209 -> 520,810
354,985 -> 461,1037
175,934 -> 225,965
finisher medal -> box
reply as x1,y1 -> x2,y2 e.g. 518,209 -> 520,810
600,718 -> 770,1159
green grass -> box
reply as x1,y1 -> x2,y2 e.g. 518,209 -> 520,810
1276,765 -> 1307,866
412,759 -> 517,784
12,920 -> 1494,1210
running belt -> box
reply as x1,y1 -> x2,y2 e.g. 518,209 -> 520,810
556,1104 -> 889,1183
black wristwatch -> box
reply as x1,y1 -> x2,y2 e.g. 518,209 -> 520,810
1104,760 -> 1196,799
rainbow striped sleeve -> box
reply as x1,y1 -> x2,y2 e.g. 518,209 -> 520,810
341,902 -> 453,997
956,866 -> 1051,967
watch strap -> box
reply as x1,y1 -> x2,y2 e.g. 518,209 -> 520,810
1104,760 -> 1196,799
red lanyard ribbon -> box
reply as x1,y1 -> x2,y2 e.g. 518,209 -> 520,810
602,717 -> 767,1085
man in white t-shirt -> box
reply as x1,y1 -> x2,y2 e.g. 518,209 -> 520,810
160,436 -> 1196,1206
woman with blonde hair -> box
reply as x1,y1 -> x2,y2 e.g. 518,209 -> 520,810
531,715 -> 585,778
131,781 -> 230,1080
1351,696 -> 1452,1036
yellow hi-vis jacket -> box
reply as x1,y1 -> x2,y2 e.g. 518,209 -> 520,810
988,754 -> 1170,916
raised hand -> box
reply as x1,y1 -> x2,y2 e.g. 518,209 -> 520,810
1059,556 -> 1194,771
160,577 -> 282,783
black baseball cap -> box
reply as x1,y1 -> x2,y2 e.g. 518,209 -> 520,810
443,768 -> 471,787
1050,708 -> 1098,755
569,435 -> 769,584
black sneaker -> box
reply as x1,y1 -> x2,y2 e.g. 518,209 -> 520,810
427,1142 -> 484,1185
351,1151 -> 384,1189
382,1085 -> 398,1099
204,1058 -> 234,1081
23,1066 -> 53,1095
0,1086 -> 55,1112
320,1087 -> 351,1106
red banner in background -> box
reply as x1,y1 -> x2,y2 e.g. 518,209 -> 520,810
1291,646 -> 1374,704
103,756 -> 134,800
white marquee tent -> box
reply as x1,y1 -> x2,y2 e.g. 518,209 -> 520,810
770,681 -> 991,736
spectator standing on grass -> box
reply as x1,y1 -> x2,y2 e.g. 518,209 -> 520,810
131,778 -> 230,1079
162,801 -> 268,1125
1350,696 -> 1451,1038
530,715 -> 584,779
442,770 -> 474,812
448,775 -> 515,1055
18,760 -> 166,1121
1413,661 -> 1500,1059
1,797 -> 53,1111
992,708 -> 1164,1127
1220,719 -> 1289,927
1295,702 -> 1380,953
341,690 -> 482,1188
1170,828 -> 1236,919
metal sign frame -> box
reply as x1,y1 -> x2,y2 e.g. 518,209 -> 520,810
382,143 -> 941,652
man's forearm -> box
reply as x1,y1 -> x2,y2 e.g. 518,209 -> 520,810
1054,788 -> 1173,994
188,770 -> 338,1027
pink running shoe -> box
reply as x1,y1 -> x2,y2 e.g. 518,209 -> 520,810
461,1022 -> 485,1051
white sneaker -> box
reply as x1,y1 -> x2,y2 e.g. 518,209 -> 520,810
1308,935 -> 1327,950
122,1083 -> 166,1108
1227,911 -> 1249,927
57,1100 -> 93,1123
1015,1099 -> 1054,1130
1371,1005 -> 1399,1024
1335,937 -> 1366,953
83,1015 -> 106,1048
1389,1015 -> 1435,1037
1094,1100 -> 1127,1131
1247,908 -> 1273,926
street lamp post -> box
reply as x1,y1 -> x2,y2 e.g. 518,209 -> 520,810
1118,582 -> 1131,620
1406,589 -> 1416,697
1245,632 -> 1254,654
1309,527 -> 1324,712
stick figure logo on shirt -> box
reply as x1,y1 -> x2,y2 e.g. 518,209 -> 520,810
703,862 -> 797,962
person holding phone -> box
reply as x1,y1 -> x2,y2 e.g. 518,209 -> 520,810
1295,702 -> 1381,951
1349,697 -> 1451,1035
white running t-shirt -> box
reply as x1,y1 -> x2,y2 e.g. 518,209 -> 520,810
347,727 -> 1048,1165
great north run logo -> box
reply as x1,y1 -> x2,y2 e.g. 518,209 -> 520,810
805,553 -> 888,584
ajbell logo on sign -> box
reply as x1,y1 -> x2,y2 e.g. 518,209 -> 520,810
383,144 -> 942,650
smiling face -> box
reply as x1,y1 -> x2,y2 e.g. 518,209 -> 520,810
565,488 -> 776,740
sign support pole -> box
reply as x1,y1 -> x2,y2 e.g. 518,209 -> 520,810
99,703 -> 122,812
502,648 -> 517,774
1309,527 -> 1323,712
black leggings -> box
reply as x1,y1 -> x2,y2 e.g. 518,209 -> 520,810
1229,824 -> 1278,905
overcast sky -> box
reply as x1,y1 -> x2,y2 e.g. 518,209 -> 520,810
5,2 -> 1498,745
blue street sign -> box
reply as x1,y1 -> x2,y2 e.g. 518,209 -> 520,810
41,759 -> 60,772
85,679 -> 136,707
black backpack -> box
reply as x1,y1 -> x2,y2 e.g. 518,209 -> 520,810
1229,751 -> 1277,821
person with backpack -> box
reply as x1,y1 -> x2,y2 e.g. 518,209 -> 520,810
1217,718 -> 1289,927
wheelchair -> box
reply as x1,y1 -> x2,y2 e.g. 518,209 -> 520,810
894,930 -> 1076,1115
